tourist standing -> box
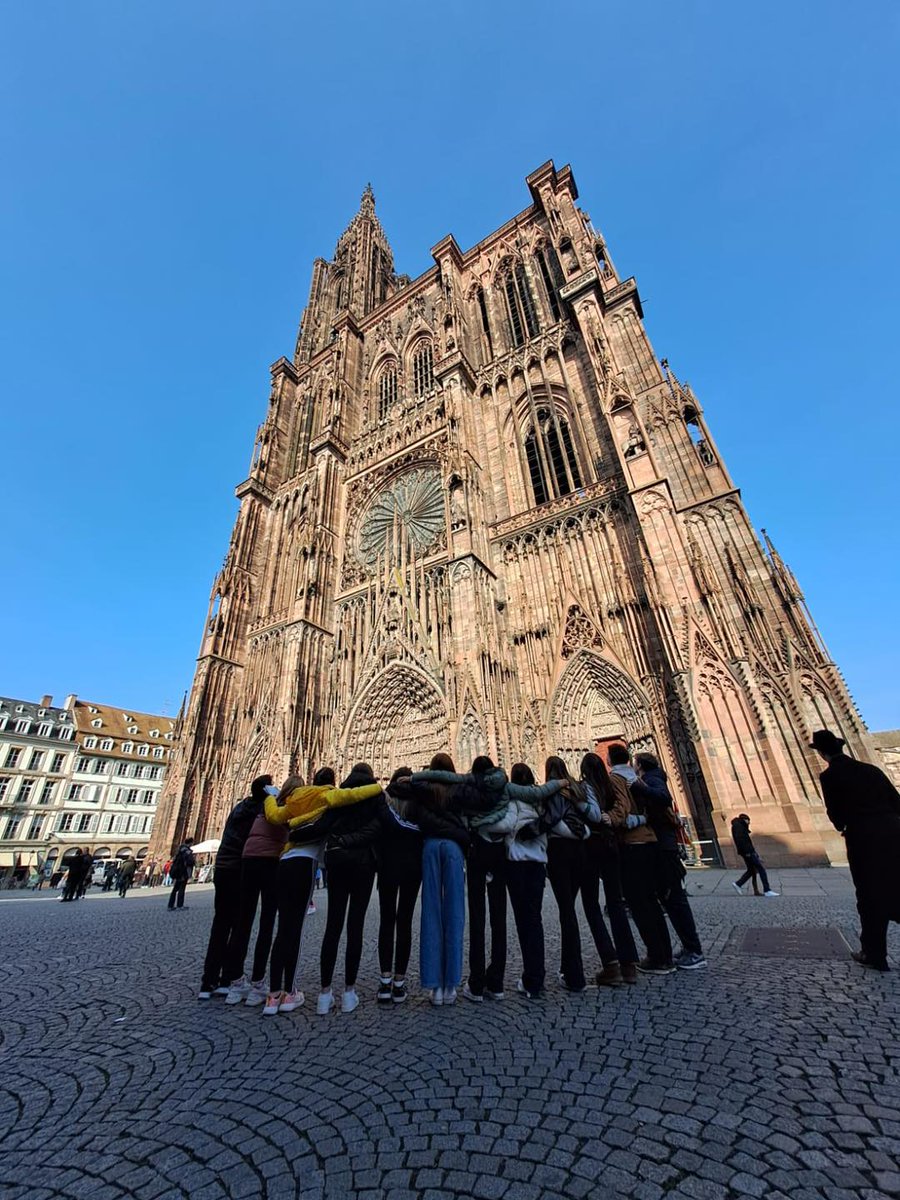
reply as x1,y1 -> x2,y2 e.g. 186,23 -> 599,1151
813,729 -> 900,972
730,814 -> 778,897
628,753 -> 706,971
198,774 -> 275,998
167,839 -> 195,911
61,849 -> 87,902
264,769 -> 382,1015
375,768 -> 423,1005
579,753 -> 639,985
544,756 -> 591,993
316,764 -> 385,1015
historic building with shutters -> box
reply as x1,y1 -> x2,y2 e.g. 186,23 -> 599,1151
152,161 -> 878,866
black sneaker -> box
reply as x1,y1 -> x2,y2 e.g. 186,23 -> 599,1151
391,979 -> 408,1004
636,958 -> 676,976
377,978 -> 393,1003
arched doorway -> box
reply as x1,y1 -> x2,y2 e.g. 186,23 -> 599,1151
550,650 -> 654,773
342,664 -> 449,779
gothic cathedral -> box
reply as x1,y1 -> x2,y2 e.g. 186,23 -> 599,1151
153,162 -> 874,866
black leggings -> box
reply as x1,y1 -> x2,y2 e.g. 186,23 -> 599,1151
224,857 -> 280,984
377,873 -> 421,977
320,862 -> 376,988
269,857 -> 317,993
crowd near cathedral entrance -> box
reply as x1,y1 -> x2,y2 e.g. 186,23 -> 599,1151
152,162 -> 876,868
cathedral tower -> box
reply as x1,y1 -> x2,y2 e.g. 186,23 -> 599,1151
153,163 -> 875,866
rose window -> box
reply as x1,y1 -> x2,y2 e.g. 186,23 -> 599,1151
358,469 -> 445,566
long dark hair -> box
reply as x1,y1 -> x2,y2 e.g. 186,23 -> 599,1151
544,755 -> 574,783
510,762 -> 535,786
471,755 -> 495,775
580,752 -> 616,811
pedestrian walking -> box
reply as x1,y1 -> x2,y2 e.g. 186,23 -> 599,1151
117,856 -> 137,897
167,840 -> 195,910
102,861 -> 117,892
730,814 -> 778,896
61,849 -> 88,902
813,729 -> 900,972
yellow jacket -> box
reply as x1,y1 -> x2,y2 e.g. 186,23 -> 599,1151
265,783 -> 381,831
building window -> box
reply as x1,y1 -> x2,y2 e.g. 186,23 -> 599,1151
101,739 -> 113,751
377,362 -> 398,420
149,729 -> 159,739
153,748 -> 164,760
502,262 -> 540,347
57,813 -> 74,832
5,748 -> 22,769
91,719 -> 102,729
524,407 -> 583,506
3,816 -> 23,840
27,816 -> 44,839
126,789 -> 140,805
66,784 -> 83,802
76,756 -> 90,772
0,777 -> 10,802
38,723 -> 52,738
476,287 -> 493,357
18,778 -> 36,804
411,341 -> 434,398
76,813 -> 93,833
142,790 -> 154,805
15,719 -> 31,734
29,750 -> 44,770
39,781 -> 54,805
93,759 -> 108,774
51,753 -> 66,773
58,727 -> 73,740
149,765 -> 162,779
115,761 -> 130,776
102,813 -> 115,833
138,745 -> 149,757
84,737 -> 97,749
127,725 -> 138,735
535,246 -> 562,322
122,742 -> 133,754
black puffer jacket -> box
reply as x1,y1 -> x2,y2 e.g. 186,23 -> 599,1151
377,783 -> 423,881
731,817 -> 754,857
322,767 -> 386,869
215,775 -> 273,870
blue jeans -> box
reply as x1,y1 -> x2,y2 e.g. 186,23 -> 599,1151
420,838 -> 465,990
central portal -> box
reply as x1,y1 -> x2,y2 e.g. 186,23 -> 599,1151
341,663 -> 449,780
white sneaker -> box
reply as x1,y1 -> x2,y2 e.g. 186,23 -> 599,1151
197,990 -> 213,1000
262,991 -> 283,1016
462,985 -> 483,1003
279,990 -> 305,1012
316,990 -> 335,1015
764,890 -> 780,897
341,988 -> 359,1013
244,980 -> 267,1006
225,977 -> 250,1005
431,987 -> 444,1006
485,989 -> 505,1001
443,987 -> 458,1005
731,881 -> 743,894
213,986 -> 230,996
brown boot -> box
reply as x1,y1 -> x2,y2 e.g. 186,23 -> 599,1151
596,962 -> 624,987
620,962 -> 638,985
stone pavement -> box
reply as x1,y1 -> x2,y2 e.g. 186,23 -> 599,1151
1,869 -> 898,1200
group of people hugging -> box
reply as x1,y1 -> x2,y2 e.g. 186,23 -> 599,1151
196,743 -> 705,1016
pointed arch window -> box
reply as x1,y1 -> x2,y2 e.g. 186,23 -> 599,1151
411,341 -> 434,398
524,407 -> 582,506
476,287 -> 493,357
501,261 -> 540,347
377,362 -> 398,420
535,245 -> 562,322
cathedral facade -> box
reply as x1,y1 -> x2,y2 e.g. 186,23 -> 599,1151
152,161 -> 874,866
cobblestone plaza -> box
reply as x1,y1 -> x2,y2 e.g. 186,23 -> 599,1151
2,873 -> 898,1200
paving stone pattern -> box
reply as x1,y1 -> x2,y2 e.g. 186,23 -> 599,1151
1,870 -> 898,1200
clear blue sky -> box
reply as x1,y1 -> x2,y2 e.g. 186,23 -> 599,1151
2,1 -> 898,728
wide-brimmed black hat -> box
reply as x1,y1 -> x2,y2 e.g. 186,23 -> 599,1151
809,729 -> 845,754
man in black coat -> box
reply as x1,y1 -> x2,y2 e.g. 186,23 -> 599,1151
198,773 -> 275,998
813,729 -> 900,971
730,814 -> 778,897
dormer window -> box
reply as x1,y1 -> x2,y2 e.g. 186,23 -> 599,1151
91,719 -> 102,728
128,725 -> 138,735
122,742 -> 133,754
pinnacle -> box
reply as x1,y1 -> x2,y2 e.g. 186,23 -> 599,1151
361,182 -> 375,213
